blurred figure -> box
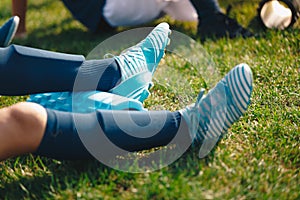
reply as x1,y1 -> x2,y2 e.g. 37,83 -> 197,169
11,0 -> 252,40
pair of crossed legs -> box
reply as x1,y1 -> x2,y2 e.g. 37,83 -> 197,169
0,18 -> 253,161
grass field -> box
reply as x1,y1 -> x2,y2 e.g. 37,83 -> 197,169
0,0 -> 299,199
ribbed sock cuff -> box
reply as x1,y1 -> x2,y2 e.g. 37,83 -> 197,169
74,58 -> 121,92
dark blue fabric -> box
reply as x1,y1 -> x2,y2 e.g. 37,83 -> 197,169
97,110 -> 182,151
35,109 -> 182,160
35,109 -> 93,160
0,45 -> 121,95
0,17 -> 14,47
190,0 -> 221,19
61,0 -> 106,32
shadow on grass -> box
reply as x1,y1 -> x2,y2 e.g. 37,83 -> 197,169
0,158 -> 115,199
0,147 -> 217,199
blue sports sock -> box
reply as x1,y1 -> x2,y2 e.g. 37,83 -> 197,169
35,108 -> 93,160
96,110 -> 183,151
0,45 -> 121,95
35,108 -> 187,160
190,0 -> 221,19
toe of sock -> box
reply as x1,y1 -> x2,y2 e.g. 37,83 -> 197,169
157,22 -> 170,30
225,63 -> 253,115
236,63 -> 253,92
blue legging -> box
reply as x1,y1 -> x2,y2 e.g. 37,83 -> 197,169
0,45 -> 121,95
35,108 -> 188,160
0,45 -> 190,160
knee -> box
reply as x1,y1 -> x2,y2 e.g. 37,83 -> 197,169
8,102 -> 47,151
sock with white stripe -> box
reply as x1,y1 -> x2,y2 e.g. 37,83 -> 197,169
109,22 -> 171,102
180,63 -> 253,158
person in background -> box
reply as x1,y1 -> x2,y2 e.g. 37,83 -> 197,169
11,0 -> 252,40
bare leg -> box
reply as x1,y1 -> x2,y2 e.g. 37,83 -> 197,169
12,0 -> 27,38
0,102 -> 47,161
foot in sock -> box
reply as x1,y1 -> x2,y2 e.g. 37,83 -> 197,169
28,22 -> 171,112
110,22 -> 171,102
198,12 -> 253,40
27,91 -> 146,113
0,16 -> 19,47
180,63 -> 253,158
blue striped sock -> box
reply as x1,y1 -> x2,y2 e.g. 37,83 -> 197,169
180,63 -> 253,158
110,22 -> 171,102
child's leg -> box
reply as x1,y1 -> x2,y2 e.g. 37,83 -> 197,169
35,108 -> 187,160
0,22 -> 170,100
0,102 -> 47,160
0,45 -> 120,95
0,101 -> 186,161
35,64 -> 253,160
0,64 -> 253,161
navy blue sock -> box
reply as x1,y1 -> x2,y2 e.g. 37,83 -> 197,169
35,108 -> 93,160
190,0 -> 221,19
0,45 -> 121,95
35,109 -> 189,160
96,110 -> 183,152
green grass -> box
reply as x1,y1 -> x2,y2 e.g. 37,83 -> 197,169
0,0 -> 299,199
